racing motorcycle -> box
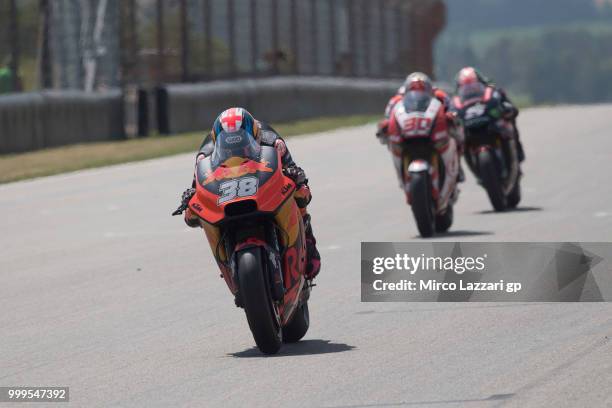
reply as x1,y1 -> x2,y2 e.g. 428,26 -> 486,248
388,91 -> 460,238
453,86 -> 521,211
173,130 -> 310,354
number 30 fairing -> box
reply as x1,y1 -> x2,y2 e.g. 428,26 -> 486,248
384,73 -> 463,238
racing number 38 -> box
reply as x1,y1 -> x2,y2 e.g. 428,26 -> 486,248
218,177 -> 259,204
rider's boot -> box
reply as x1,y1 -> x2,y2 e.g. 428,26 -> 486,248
303,214 -> 321,280
458,163 -> 466,183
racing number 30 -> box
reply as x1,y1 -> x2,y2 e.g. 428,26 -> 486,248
404,117 -> 432,135
218,177 -> 259,204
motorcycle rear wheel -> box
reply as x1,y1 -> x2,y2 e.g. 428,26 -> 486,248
237,247 -> 282,355
435,204 -> 453,233
507,176 -> 521,209
283,301 -> 309,343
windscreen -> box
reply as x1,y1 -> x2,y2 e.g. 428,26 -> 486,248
402,91 -> 432,113
458,82 -> 486,102
211,130 -> 261,168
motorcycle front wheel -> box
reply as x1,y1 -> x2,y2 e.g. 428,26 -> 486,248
410,171 -> 436,238
478,149 -> 507,212
237,247 -> 282,355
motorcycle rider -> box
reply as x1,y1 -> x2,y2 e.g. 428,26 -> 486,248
377,72 -> 465,185
377,73 -> 455,139
178,107 -> 321,279
453,67 -> 525,162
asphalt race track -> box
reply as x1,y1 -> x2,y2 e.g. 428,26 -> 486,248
1,105 -> 612,407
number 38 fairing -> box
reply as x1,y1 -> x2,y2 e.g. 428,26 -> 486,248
196,131 -> 279,212
187,129 -> 311,354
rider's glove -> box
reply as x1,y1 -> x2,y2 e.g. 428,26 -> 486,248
283,166 -> 307,186
182,188 -> 196,205
376,119 -> 389,144
502,102 -> 518,119
376,119 -> 388,137
172,188 -> 196,216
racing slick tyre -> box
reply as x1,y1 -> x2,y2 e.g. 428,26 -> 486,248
237,247 -> 282,355
507,176 -> 522,209
282,301 -> 309,343
435,204 -> 453,233
478,150 -> 507,212
410,171 -> 436,238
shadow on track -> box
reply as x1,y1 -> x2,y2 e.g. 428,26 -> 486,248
356,302 -> 557,315
413,230 -> 493,239
326,393 -> 514,407
438,229 -> 493,237
229,339 -> 355,358
476,206 -> 543,215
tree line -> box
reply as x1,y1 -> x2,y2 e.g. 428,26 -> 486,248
437,27 -> 612,105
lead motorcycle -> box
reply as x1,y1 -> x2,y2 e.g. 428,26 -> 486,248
453,86 -> 521,211
173,130 -> 311,355
388,91 -> 460,238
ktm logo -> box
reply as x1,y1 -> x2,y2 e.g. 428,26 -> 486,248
281,183 -> 292,195
204,160 -> 273,185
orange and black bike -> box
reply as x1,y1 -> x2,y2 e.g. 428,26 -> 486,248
173,130 -> 310,355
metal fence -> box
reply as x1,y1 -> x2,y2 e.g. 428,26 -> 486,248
0,0 -> 446,92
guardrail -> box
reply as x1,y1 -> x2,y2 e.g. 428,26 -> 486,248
0,90 -> 124,154
0,77 -> 401,154
159,77 -> 400,134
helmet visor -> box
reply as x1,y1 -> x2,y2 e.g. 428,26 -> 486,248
403,91 -> 432,113
458,82 -> 486,101
211,129 -> 261,167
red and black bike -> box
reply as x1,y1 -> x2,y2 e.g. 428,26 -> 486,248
173,130 -> 310,354
454,87 -> 521,211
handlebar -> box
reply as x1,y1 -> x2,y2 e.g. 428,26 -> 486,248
172,187 -> 196,216
172,203 -> 188,216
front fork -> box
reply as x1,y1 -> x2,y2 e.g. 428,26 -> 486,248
402,149 -> 458,213
402,154 -> 438,205
230,225 -> 285,307
467,138 -> 517,193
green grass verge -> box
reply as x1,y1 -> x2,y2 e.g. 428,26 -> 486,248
0,114 -> 378,184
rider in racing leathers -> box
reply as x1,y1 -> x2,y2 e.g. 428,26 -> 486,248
453,67 -> 525,162
377,72 -> 465,185
377,73 -> 454,139
178,107 -> 321,279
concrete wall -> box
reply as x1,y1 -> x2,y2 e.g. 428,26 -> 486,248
162,77 -> 401,134
0,90 -> 124,154
0,77 -> 402,154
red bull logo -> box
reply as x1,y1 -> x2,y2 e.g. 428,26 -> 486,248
204,159 -> 273,185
